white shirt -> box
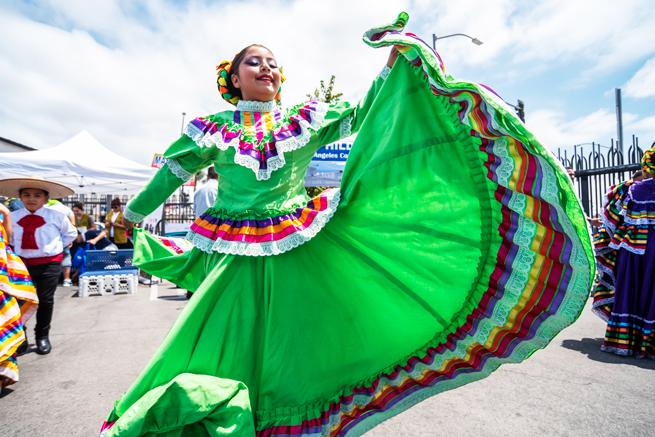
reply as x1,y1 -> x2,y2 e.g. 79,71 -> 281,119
11,207 -> 78,259
193,179 -> 218,217
47,201 -> 74,220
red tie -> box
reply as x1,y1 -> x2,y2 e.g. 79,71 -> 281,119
17,214 -> 46,250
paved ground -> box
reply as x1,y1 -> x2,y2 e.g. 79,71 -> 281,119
1,284 -> 654,437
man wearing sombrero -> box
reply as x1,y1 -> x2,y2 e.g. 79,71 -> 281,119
0,177 -> 77,355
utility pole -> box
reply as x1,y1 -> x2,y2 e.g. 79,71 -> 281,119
516,99 -> 525,122
615,88 -> 624,157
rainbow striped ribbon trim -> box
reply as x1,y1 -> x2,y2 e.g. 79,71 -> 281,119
186,188 -> 340,256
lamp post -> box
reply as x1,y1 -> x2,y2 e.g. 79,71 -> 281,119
432,33 -> 483,50
180,112 -> 187,135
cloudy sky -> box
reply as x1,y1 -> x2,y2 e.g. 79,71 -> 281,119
1,0 -> 654,164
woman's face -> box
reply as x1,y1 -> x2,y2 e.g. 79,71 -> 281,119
231,46 -> 281,102
19,188 -> 48,212
72,206 -> 83,217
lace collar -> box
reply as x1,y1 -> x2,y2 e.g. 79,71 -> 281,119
236,100 -> 278,112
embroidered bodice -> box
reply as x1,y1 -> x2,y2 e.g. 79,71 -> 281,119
125,68 -> 390,256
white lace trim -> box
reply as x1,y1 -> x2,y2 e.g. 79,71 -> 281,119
123,205 -> 146,223
236,100 -> 278,112
166,158 -> 193,181
340,115 -> 353,138
234,102 -> 329,181
186,188 -> 340,256
380,65 -> 391,80
183,122 -> 239,151
623,216 -> 655,225
607,240 -> 646,255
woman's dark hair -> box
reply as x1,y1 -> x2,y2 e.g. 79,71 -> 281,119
72,201 -> 84,210
225,44 -> 273,101
111,197 -> 122,207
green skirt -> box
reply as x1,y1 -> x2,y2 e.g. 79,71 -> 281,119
102,13 -> 594,437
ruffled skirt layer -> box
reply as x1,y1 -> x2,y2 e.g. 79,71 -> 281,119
0,225 -> 37,386
600,232 -> 655,358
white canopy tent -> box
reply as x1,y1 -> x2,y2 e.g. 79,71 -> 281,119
0,131 -> 156,195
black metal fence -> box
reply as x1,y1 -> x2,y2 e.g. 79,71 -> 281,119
61,192 -> 194,235
61,194 -> 130,223
557,135 -> 648,219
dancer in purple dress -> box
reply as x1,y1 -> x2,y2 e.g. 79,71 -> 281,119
592,145 -> 655,358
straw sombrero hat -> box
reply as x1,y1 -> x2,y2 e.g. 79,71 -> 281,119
0,176 -> 74,198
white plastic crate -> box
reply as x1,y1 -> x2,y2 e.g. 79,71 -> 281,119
111,274 -> 137,295
79,275 -> 105,297
79,273 -> 137,297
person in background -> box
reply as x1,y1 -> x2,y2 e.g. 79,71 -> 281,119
0,202 -> 38,390
6,197 -> 24,212
591,146 -> 655,358
105,198 -> 132,249
47,198 -> 75,287
71,202 -> 96,233
70,202 -> 96,270
0,177 -> 77,355
193,167 -> 218,217
84,229 -> 118,251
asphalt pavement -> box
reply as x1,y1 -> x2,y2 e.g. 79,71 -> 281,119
1,284 -> 654,437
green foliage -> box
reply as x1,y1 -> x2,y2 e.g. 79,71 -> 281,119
307,75 -> 343,103
305,186 -> 330,197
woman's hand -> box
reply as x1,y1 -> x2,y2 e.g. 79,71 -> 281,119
386,46 -> 399,68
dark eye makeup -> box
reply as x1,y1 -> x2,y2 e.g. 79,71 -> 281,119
244,57 -> 278,69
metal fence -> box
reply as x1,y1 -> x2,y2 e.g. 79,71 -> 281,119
61,194 -> 130,223
557,135 -> 648,219
61,192 -> 193,235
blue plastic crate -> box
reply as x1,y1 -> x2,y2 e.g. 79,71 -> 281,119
82,249 -> 138,274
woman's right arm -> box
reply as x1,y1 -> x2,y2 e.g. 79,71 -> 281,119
124,134 -> 217,224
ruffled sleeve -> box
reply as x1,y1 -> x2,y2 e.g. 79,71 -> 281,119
308,66 -> 390,149
124,132 -> 218,223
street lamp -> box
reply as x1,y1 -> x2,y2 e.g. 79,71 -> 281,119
180,112 -> 187,135
432,33 -> 483,50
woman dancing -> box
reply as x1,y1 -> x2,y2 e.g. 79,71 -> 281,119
102,13 -> 593,436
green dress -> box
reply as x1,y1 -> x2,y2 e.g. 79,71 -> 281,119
102,13 -> 594,437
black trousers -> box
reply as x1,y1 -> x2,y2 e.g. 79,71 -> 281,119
26,262 -> 62,339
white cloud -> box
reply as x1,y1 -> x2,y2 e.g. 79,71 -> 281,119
0,0 -> 408,163
412,0 -> 655,86
624,57 -> 655,99
526,107 -> 655,153
0,0 -> 654,166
